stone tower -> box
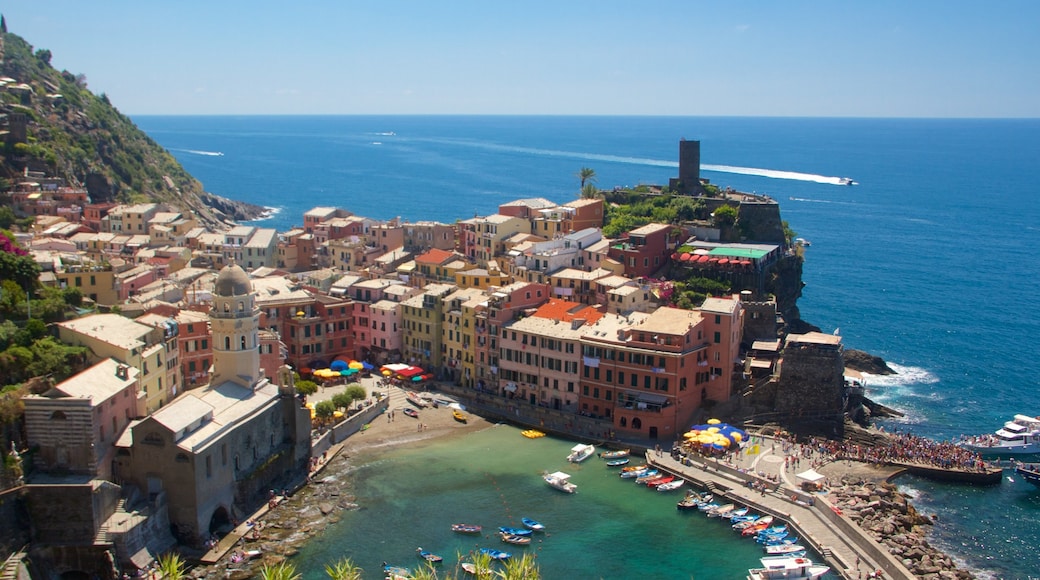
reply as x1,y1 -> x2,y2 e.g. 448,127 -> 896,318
209,262 -> 262,388
670,139 -> 701,195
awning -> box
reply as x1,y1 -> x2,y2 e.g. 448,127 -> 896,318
637,393 -> 668,405
796,469 -> 826,483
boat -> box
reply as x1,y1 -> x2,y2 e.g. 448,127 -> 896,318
566,443 -> 596,463
478,548 -> 511,560
544,471 -> 577,493
521,517 -> 545,531
747,556 -> 830,580
382,563 -> 411,579
646,475 -> 675,488
733,515 -> 766,531
242,549 -> 262,560
620,468 -> 650,479
764,544 -> 806,556
521,429 -> 545,438
402,407 -> 419,419
1015,462 -> 1040,486
731,514 -> 759,525
453,409 -> 468,423
697,501 -> 719,512
837,177 -> 855,186
742,519 -> 776,536
959,414 -> 1040,456
416,547 -> 443,563
633,470 -> 661,484
599,449 -> 631,459
707,503 -> 736,518
656,479 -> 685,492
761,536 -> 799,547
728,507 -> 750,519
498,526 -> 532,537
499,532 -> 531,545
451,523 -> 483,534
677,496 -> 700,510
620,463 -> 648,472
405,391 -> 427,408
459,562 -> 488,577
606,458 -> 630,467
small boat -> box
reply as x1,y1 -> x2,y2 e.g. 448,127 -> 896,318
566,443 -> 596,463
728,507 -> 750,519
1016,462 -> 1040,486
760,536 -> 799,547
606,458 -> 630,467
620,468 -> 649,479
521,429 -> 545,438
748,556 -> 830,580
733,516 -> 764,531
837,177 -> 855,186
242,549 -> 262,560
521,517 -> 545,532
959,414 -> 1040,456
382,563 -> 411,579
544,471 -> 577,493
731,514 -> 759,525
460,562 -> 486,576
740,517 -> 775,536
402,408 -> 419,419
451,523 -> 483,534
765,544 -> 806,556
621,464 -> 648,472
498,526 -> 532,537
416,547 -> 443,563
656,479 -> 685,492
499,532 -> 531,545
405,392 -> 427,408
478,548 -> 511,560
677,496 -> 700,510
707,503 -> 736,518
453,409 -> 468,423
633,470 -> 661,484
645,475 -> 675,488
697,502 -> 719,512
599,449 -> 631,459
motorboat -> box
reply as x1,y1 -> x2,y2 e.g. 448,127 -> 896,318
764,544 -> 807,556
498,526 -> 532,537
566,443 -> 596,463
837,177 -> 855,186
599,449 -> 631,459
1015,462 -> 1040,486
747,556 -> 830,580
656,479 -> 685,492
544,471 -> 577,493
416,547 -> 443,563
521,517 -> 545,531
959,414 -> 1040,456
728,507 -> 750,519
451,523 -> 483,534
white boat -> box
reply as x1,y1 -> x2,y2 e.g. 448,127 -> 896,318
707,503 -> 735,518
656,479 -> 685,492
544,471 -> 577,493
837,177 -> 855,186
764,544 -> 807,556
566,443 -> 596,463
960,414 -> 1040,456
747,556 -> 830,580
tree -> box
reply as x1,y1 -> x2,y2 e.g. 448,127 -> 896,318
344,384 -> 367,405
577,167 -> 596,189
331,392 -> 351,410
580,183 -> 599,200
314,400 -> 335,423
711,204 -> 738,228
295,380 -> 318,396
324,557 -> 363,580
35,49 -> 53,66
156,552 -> 186,580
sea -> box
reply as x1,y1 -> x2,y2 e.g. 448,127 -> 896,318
134,115 -> 1040,579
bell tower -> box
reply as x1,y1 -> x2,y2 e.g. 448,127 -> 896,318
209,262 -> 262,388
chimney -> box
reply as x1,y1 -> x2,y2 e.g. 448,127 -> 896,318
115,364 -> 129,380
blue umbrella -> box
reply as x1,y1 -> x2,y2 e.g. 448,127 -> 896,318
330,360 -> 348,371
361,361 -> 374,370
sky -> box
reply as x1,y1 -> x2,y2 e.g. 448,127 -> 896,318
4,1 -> 1039,117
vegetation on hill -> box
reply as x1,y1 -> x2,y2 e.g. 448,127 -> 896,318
0,25 -> 264,227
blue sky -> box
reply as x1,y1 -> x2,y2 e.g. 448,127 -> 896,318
5,1 -> 1039,117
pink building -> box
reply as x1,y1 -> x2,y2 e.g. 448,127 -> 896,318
607,223 -> 675,279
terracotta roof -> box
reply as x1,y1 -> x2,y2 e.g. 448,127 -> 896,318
531,298 -> 604,325
416,248 -> 455,265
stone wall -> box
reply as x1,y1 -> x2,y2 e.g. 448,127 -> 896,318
0,487 -> 28,557
25,481 -> 120,544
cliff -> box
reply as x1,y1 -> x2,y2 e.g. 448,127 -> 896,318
0,27 -> 265,229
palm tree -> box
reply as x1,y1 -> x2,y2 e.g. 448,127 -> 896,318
580,183 -> 600,200
156,552 -> 186,580
259,561 -> 301,580
577,167 -> 596,189
324,557 -> 363,580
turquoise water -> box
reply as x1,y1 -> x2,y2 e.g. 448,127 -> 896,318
135,116 -> 1040,577
294,423 -> 807,579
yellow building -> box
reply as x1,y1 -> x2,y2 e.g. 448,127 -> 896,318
441,287 -> 486,386
454,260 -> 512,290
401,283 -> 456,371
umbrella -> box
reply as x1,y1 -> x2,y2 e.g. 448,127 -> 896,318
361,361 -> 374,370
691,424 -> 712,431
329,360 -> 348,371
707,418 -> 721,425
382,370 -> 392,376
412,375 -> 423,382
349,361 -> 364,370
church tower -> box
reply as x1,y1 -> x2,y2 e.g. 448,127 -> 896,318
209,262 -> 262,389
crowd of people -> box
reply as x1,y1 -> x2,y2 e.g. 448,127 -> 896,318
788,432 -> 990,472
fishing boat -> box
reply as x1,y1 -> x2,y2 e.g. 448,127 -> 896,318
459,562 -> 488,576
566,443 -> 596,463
405,391 -> 427,408
633,470 -> 661,484
747,556 -> 830,580
499,532 -> 531,545
521,517 -> 545,531
498,526 -> 532,537
707,503 -> 736,518
599,449 -> 631,459
677,495 -> 701,511
416,547 -> 443,563
620,463 -> 648,472
731,514 -> 759,525
521,429 -> 545,438
764,544 -> 806,556
1015,462 -> 1040,486
959,414 -> 1040,456
453,409 -> 468,423
451,523 -> 483,534
606,458 -> 631,467
646,475 -> 675,488
382,563 -> 411,580
728,507 -> 750,519
740,517 -> 775,536
733,515 -> 766,531
760,536 -> 799,547
543,471 -> 577,493
656,479 -> 685,492
478,548 -> 511,560
621,468 -> 651,479
402,407 -> 419,419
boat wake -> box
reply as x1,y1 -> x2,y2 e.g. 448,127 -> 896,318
172,148 -> 224,157
702,164 -> 852,186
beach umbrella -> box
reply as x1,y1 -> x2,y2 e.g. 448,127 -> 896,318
382,369 -> 392,376
707,427 -> 720,433
329,360 -> 348,371
412,375 -> 423,382
361,361 -> 374,370
349,360 -> 364,370
691,424 -> 712,431
707,418 -> 721,424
